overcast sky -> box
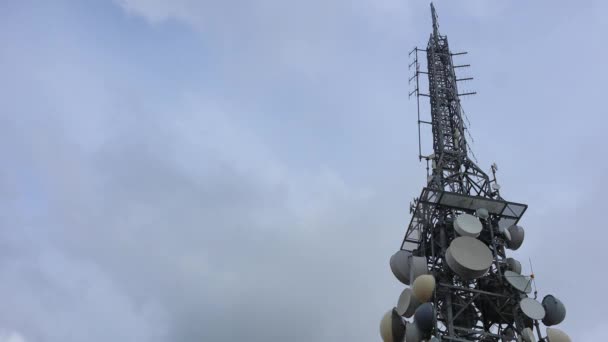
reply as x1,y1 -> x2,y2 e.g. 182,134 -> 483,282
1,0 -> 606,341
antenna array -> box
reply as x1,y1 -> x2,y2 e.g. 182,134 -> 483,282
380,4 -> 569,342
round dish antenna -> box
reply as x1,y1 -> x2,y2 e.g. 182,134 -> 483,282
520,297 -> 546,320
390,250 -> 412,285
412,274 -> 436,302
453,213 -> 483,237
446,237 -> 493,279
542,295 -> 566,326
546,327 -> 571,342
504,270 -> 533,294
396,288 -> 420,318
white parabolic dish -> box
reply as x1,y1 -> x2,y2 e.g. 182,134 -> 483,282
476,207 -> 489,219
504,270 -> 532,294
390,250 -> 411,285
453,213 -> 483,237
505,257 -> 522,274
446,236 -> 493,279
409,256 -> 429,283
522,327 -> 536,342
546,327 -> 571,342
405,321 -> 421,342
379,310 -> 393,342
412,274 -> 435,303
520,297 -> 546,320
396,288 -> 420,318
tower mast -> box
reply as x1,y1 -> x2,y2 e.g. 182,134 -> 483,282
426,2 -> 491,196
382,4 -> 570,342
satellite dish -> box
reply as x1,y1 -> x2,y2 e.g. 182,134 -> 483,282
380,309 -> 405,342
542,295 -> 566,326
546,327 -> 571,342
390,250 -> 412,285
453,213 -> 483,237
397,288 -> 421,318
476,207 -> 489,220
492,183 -> 501,191
521,327 -> 536,342
520,297 -> 546,320
409,255 -> 429,283
504,270 -> 533,293
504,270 -> 532,294
379,310 -> 393,342
446,237 -> 493,279
414,303 -> 435,333
505,257 -> 522,274
412,274 -> 436,302
405,321 -> 421,342
506,225 -> 525,250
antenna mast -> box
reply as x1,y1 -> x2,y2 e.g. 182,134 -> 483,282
382,4 -> 570,342
426,2 -> 489,196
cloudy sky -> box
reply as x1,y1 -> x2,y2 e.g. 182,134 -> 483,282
1,0 -> 606,341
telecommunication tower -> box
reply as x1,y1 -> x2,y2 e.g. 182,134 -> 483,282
379,4 -> 570,342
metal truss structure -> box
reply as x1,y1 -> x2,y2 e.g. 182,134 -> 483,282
398,4 -> 546,341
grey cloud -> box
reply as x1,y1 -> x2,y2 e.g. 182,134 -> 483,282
0,44 -> 407,340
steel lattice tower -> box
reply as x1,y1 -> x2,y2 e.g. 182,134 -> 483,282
381,4 -> 569,342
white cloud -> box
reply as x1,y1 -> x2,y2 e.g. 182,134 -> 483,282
0,11 -> 398,339
0,235 -> 168,342
113,0 -> 413,81
0,331 -> 27,342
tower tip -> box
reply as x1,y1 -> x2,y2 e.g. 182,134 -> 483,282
430,2 -> 439,37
